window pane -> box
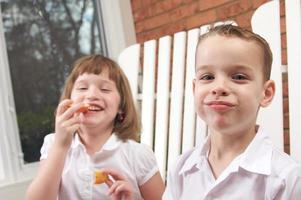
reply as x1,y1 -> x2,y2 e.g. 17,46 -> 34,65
1,0 -> 106,163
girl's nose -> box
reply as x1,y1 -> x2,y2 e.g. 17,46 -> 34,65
86,86 -> 100,100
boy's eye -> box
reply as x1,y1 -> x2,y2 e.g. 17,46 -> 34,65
232,74 -> 247,80
200,74 -> 214,80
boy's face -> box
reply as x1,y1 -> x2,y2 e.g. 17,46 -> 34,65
193,35 -> 274,134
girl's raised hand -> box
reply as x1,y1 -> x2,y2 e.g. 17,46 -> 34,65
102,169 -> 133,200
54,99 -> 85,149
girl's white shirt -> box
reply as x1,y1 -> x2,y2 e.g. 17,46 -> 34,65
163,127 -> 301,200
40,133 -> 159,200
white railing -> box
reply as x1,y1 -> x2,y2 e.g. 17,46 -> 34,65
118,0 -> 301,178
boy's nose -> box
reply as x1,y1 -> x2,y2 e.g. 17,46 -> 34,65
211,80 -> 230,96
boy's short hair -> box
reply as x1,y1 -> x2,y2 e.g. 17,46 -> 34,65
60,54 -> 141,141
197,24 -> 273,81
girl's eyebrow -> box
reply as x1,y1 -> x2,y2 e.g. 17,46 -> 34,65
74,78 -> 115,86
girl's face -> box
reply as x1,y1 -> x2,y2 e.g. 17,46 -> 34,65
70,70 -> 121,131
193,35 -> 274,136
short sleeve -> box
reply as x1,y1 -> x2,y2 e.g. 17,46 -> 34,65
131,143 -> 159,186
40,133 -> 55,160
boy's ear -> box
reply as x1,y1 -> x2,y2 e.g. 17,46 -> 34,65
260,80 -> 275,107
192,79 -> 196,94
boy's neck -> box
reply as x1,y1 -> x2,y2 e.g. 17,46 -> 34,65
207,125 -> 257,179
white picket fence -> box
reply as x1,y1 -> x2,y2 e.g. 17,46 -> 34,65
118,0 -> 301,179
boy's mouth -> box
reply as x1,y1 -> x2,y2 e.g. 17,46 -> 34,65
206,101 -> 234,106
205,101 -> 234,111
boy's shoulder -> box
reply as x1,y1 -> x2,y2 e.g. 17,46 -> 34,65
271,147 -> 301,177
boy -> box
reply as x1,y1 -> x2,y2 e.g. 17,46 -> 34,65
163,24 -> 301,199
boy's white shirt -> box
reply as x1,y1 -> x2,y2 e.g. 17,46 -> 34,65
163,127 -> 301,200
40,133 -> 159,200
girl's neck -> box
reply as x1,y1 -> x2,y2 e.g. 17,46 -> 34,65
78,125 -> 113,155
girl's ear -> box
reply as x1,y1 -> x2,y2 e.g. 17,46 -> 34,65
260,80 -> 275,107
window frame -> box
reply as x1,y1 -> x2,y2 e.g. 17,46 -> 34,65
0,0 -> 136,187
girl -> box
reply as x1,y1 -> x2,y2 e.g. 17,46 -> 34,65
26,55 -> 165,200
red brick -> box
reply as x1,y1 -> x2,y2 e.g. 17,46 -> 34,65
186,9 -> 217,29
284,129 -> 290,145
142,0 -> 156,7
216,0 -> 252,19
199,0 -> 233,11
234,10 -> 253,28
134,8 -> 151,22
282,81 -> 288,98
131,0 -> 142,12
252,0 -> 270,9
170,2 -> 199,21
283,97 -> 289,115
281,33 -> 287,49
282,74 -> 288,97
182,0 -> 195,4
280,0 -> 285,17
150,2 -> 171,16
280,17 -> 286,34
159,20 -> 187,36
143,13 -> 171,31
136,21 -> 145,33
282,48 -> 287,65
283,113 -> 289,129
137,29 -> 165,42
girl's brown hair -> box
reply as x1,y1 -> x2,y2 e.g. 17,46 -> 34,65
60,54 -> 141,141
197,24 -> 273,81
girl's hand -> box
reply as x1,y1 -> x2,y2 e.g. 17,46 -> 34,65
54,99 -> 84,148
102,169 -> 133,200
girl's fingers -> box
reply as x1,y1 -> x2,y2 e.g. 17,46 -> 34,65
67,124 -> 80,133
107,181 -> 128,196
101,168 -> 126,181
56,99 -> 73,116
61,115 -> 80,128
59,102 -> 86,120
105,179 -> 114,188
107,181 -> 133,200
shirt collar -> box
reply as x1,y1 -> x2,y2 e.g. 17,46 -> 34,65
239,127 -> 273,175
71,133 -> 122,152
178,127 -> 273,176
179,136 -> 210,175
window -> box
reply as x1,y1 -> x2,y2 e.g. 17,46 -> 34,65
0,0 -> 136,186
1,0 -> 106,164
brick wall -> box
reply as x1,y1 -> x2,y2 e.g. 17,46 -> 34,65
130,0 -> 290,153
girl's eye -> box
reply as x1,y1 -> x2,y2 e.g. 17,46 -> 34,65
232,74 -> 247,80
200,74 -> 214,80
101,88 -> 111,92
77,87 -> 87,90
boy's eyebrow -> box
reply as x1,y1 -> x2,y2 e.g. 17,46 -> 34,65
195,65 -> 212,73
195,64 -> 254,72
